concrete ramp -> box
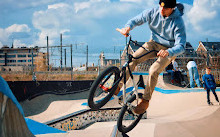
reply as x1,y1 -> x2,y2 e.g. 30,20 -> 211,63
0,92 -> 34,137
155,107 -> 220,137
20,72 -> 220,137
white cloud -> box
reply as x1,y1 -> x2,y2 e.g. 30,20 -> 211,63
0,24 -> 31,48
48,3 -> 69,9
6,24 -> 30,33
186,0 -> 220,38
74,2 -> 91,13
31,0 -> 158,49
13,40 -> 27,48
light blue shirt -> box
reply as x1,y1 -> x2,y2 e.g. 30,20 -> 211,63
125,6 -> 186,57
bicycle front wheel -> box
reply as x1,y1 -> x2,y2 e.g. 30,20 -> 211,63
88,66 -> 120,110
117,94 -> 144,133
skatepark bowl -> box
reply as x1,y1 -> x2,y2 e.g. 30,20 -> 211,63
1,72 -> 220,137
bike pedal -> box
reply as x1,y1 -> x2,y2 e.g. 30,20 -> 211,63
127,106 -> 136,116
118,95 -> 123,105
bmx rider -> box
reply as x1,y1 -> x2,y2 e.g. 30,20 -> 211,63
116,0 -> 186,114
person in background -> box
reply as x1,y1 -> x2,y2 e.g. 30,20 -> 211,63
202,67 -> 219,105
172,60 -> 185,85
187,59 -> 201,88
166,62 -> 175,84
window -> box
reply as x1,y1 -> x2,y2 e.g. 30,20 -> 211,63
18,54 -> 27,57
0,55 -> 5,58
17,60 -> 26,62
28,59 -> 32,62
7,60 -> 16,63
7,55 -> 16,58
8,50 -> 18,53
28,54 -> 37,57
0,60 -> 5,63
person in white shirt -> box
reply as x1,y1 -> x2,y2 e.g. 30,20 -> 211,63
187,59 -> 201,88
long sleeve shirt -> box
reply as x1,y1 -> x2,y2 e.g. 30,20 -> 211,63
125,6 -> 186,57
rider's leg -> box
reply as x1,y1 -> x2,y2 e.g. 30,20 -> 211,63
115,40 -> 157,95
134,43 -> 176,114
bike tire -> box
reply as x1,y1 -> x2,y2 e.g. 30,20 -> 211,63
88,66 -> 120,110
117,94 -> 144,133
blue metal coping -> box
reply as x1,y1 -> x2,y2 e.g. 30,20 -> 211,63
25,118 -> 66,135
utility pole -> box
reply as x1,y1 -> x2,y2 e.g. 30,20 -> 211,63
60,33 -> 63,71
47,36 -> 49,71
31,48 -> 34,73
120,50 -> 122,68
71,44 -> 73,80
86,45 -> 88,71
31,48 -> 36,81
64,49 -> 66,70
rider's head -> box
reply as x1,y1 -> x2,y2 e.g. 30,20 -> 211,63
159,0 -> 176,17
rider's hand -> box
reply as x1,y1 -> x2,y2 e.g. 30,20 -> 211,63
116,27 -> 131,37
157,49 -> 169,58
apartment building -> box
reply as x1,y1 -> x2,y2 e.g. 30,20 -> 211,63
0,46 -> 39,71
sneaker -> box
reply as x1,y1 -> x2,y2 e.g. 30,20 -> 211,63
208,102 -> 213,105
134,99 -> 149,114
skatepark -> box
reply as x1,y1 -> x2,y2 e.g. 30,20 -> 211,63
1,72 -> 220,137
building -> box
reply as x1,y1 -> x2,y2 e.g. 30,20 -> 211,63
0,46 -> 41,71
99,52 -> 120,67
174,42 -> 201,70
196,41 -> 220,69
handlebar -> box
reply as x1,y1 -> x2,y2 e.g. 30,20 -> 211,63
116,28 -> 159,60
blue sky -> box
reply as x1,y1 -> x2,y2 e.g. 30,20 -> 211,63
0,0 -> 219,67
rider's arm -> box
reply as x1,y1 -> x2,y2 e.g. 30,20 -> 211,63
167,18 -> 186,57
125,9 -> 151,30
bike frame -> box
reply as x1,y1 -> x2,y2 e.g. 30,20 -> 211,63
113,35 -> 158,106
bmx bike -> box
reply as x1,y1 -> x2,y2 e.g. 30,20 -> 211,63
88,32 -> 158,133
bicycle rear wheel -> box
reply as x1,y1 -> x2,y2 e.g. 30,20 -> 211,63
88,66 -> 120,110
117,94 -> 144,133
